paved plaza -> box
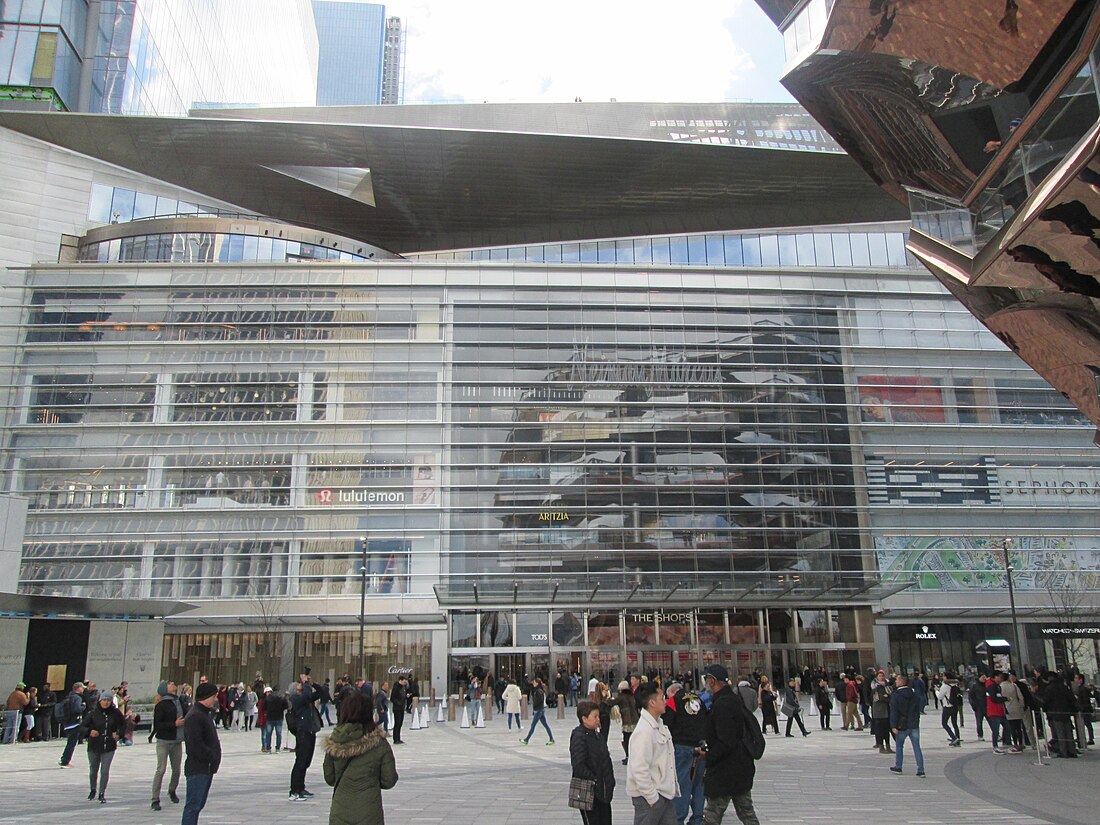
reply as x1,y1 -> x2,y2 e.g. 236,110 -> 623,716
0,708 -> 1094,825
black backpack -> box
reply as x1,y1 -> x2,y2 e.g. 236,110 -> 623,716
285,707 -> 298,736
949,684 -> 962,708
734,694 -> 766,760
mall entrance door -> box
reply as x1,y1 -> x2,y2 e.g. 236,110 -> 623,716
494,653 -> 524,682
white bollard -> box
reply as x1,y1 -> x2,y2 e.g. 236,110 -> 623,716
460,705 -> 470,728
437,700 -> 446,723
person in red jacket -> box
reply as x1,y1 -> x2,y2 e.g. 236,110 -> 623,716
985,673 -> 1008,754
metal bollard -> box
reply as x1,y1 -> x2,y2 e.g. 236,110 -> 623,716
521,695 -> 530,720
484,698 -> 493,721
447,696 -> 456,722
557,694 -> 566,720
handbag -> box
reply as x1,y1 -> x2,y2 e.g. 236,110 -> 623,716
568,777 -> 596,811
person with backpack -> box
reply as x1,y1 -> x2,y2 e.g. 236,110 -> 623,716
288,674 -> 322,801
936,673 -> 962,746
57,682 -> 86,767
663,681 -> 709,825
260,687 -> 288,753
150,680 -> 184,811
701,664 -> 762,825
889,673 -> 925,778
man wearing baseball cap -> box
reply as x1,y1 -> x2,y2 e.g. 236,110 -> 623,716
182,681 -> 222,825
3,681 -> 28,745
701,665 -> 761,825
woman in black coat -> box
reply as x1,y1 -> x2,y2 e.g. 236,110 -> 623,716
81,694 -> 125,803
569,700 -> 615,825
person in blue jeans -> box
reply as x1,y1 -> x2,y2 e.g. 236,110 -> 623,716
663,681 -> 708,825
57,682 -> 86,767
519,678 -> 554,745
182,682 -> 221,825
889,673 -> 925,778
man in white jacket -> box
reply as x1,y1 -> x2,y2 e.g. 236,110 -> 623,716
627,682 -> 680,825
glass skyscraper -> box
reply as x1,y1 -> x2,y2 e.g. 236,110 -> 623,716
312,0 -> 385,106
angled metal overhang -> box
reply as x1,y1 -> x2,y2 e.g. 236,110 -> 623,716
0,591 -> 194,620
432,574 -> 912,610
0,110 -> 906,254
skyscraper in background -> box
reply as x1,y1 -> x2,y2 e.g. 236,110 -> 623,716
381,15 -> 405,105
312,0 -> 386,106
0,0 -> 319,115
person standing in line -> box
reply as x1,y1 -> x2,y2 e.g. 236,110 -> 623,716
242,684 -> 258,732
82,692 -> 125,803
57,682 -> 86,767
626,682 -> 678,825
936,673 -> 962,746
502,677 -> 523,731
813,678 -> 832,730
1041,670 -> 1078,758
288,674 -> 322,801
701,664 -> 762,825
968,673 -> 987,740
323,691 -> 398,825
570,699 -> 615,825
3,681 -> 28,744
663,680 -> 708,825
610,680 -> 640,766
389,675 -> 408,744
781,679 -> 810,737
182,681 -> 221,825
889,673 -> 925,778
870,671 -> 894,754
520,677 -> 555,745
757,677 -> 779,735
985,672 -> 1008,754
151,680 -> 185,811
1001,672 -> 1026,753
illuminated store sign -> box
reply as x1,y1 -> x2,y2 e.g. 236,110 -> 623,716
914,625 -> 937,640
315,488 -> 405,505
629,611 -> 693,624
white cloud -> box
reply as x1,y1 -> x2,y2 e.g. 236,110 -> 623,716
386,1 -> 790,104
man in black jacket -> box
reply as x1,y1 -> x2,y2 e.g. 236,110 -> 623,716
701,665 -> 760,825
288,675 -> 321,801
664,681 -> 709,825
182,682 -> 221,825
150,680 -> 184,811
390,676 -> 408,744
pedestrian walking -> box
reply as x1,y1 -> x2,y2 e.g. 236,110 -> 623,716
503,678 -> 523,730
150,680 -> 184,811
627,681 -> 678,825
389,676 -> 407,744
288,673 -> 322,801
781,679 -> 810,737
610,680 -> 640,765
936,673 -> 962,746
375,681 -> 391,734
889,673 -> 925,778
757,678 -> 779,735
569,699 -> 615,825
813,679 -> 832,730
317,679 -> 333,727
702,664 -> 762,825
323,691 -> 398,825
519,677 -> 555,745
663,681 -> 707,825
182,681 -> 222,825
81,693 -> 125,803
57,682 -> 86,767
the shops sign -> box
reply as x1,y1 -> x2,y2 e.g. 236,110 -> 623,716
629,611 -> 693,624
914,625 -> 937,640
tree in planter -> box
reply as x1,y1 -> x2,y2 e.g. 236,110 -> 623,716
247,583 -> 287,685
1044,574 -> 1100,672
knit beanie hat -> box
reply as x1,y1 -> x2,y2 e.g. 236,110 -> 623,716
195,682 -> 218,702
157,680 -> 170,697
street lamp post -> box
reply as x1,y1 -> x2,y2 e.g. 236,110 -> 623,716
358,536 -> 368,682
1001,538 -> 1026,671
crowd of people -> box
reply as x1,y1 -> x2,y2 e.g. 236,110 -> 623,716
4,660 -> 1095,825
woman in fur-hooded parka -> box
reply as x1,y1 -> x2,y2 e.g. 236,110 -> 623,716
323,721 -> 398,825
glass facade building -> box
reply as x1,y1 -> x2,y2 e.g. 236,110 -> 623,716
0,0 -> 87,110
5,229 -> 1100,685
311,0 -> 385,106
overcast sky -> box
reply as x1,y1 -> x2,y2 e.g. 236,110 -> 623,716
384,1 -> 792,105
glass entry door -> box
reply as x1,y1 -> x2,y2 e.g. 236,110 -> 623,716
494,653 -> 524,682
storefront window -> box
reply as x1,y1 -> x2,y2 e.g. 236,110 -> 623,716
797,610 -> 829,643
516,612 -> 549,647
551,611 -> 584,646
855,608 -> 874,644
588,612 -> 621,646
451,613 -> 477,648
728,611 -> 760,644
767,609 -> 793,644
696,611 -> 726,645
625,611 -> 656,645
836,609 -> 859,643
480,611 -> 513,647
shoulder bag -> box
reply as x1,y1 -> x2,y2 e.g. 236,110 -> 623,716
568,777 -> 595,811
